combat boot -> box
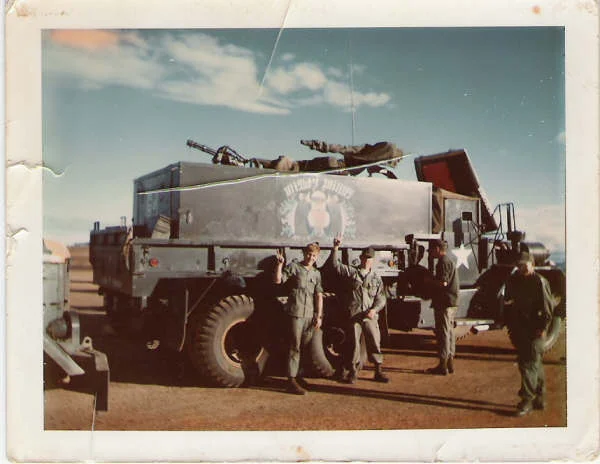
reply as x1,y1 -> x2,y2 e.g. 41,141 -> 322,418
286,377 -> 307,395
426,358 -> 448,376
447,356 -> 455,374
373,363 -> 390,383
240,362 -> 260,387
343,370 -> 358,384
515,399 -> 533,417
296,377 -> 310,390
532,396 -> 546,410
332,367 -> 346,382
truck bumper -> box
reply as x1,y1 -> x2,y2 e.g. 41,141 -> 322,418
44,314 -> 110,411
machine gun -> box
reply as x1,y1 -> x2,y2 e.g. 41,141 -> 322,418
186,139 -> 249,166
187,138 -> 403,176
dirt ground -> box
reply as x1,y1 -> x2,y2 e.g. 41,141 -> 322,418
44,246 -> 567,431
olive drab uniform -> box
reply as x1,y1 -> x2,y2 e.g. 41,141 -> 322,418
504,271 -> 554,407
280,261 -> 323,378
432,254 -> 459,364
331,248 -> 387,373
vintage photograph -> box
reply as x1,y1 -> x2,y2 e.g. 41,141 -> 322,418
5,1 -> 598,462
42,26 -> 567,423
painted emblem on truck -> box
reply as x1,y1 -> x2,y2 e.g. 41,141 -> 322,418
279,176 -> 356,240
450,243 -> 472,269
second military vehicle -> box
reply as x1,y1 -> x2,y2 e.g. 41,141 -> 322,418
44,239 -> 109,410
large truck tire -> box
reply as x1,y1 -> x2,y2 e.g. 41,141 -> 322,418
307,328 -> 339,377
507,315 -> 563,353
307,326 -> 367,378
186,294 -> 268,387
507,293 -> 564,353
541,315 -> 563,352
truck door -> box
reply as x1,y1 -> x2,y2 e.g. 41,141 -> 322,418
441,194 -> 481,286
414,149 -> 496,286
414,149 -> 497,232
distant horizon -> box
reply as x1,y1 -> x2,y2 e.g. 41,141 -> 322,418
62,241 -> 568,264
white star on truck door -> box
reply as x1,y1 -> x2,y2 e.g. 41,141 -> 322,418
451,243 -> 472,269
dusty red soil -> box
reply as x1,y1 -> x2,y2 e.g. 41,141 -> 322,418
44,246 -> 566,431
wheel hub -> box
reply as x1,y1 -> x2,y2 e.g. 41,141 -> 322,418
222,319 -> 264,368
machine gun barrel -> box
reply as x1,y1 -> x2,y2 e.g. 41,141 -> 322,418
186,139 -> 248,165
186,139 -> 218,156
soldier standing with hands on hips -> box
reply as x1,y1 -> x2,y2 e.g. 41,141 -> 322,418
331,236 -> 390,384
274,242 -> 324,395
504,251 -> 555,417
427,239 -> 459,376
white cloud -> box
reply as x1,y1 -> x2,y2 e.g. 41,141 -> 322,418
351,64 -> 367,74
355,90 -> 392,107
322,81 -> 391,109
162,34 -> 257,76
292,63 -> 328,90
292,94 -> 326,107
327,67 -> 344,78
44,31 -> 391,115
267,68 -> 303,94
44,40 -> 161,90
266,63 -> 327,94
322,81 -> 353,108
514,204 -> 565,253
157,80 -> 290,115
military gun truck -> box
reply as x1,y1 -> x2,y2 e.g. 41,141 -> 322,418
89,141 -> 565,387
44,239 -> 109,410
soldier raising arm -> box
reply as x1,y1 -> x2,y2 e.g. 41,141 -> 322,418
330,236 -> 389,384
273,243 -> 323,395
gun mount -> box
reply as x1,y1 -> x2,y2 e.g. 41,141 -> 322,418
186,139 -> 248,166
187,138 -> 403,178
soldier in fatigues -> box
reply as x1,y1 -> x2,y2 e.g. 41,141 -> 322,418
427,239 -> 459,375
504,251 -> 554,417
330,237 -> 389,384
274,243 -> 324,395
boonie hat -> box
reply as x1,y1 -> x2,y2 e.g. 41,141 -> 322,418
361,246 -> 376,258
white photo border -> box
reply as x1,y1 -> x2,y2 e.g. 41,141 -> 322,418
5,0 -> 599,462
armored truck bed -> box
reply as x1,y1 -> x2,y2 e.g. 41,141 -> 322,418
132,162 -> 432,247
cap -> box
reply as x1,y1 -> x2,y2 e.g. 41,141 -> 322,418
361,246 -> 376,258
430,239 -> 448,251
517,251 -> 534,264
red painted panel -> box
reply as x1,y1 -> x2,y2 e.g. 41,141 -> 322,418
421,161 -> 456,191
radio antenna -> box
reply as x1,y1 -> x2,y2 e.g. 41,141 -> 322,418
348,35 -> 356,145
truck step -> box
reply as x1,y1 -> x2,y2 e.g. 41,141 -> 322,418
455,318 -> 495,326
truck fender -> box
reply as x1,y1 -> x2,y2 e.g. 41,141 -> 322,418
162,273 -> 246,353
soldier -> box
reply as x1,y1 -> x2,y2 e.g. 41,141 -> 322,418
274,243 -> 324,395
504,251 -> 554,417
330,237 -> 390,384
427,239 -> 459,375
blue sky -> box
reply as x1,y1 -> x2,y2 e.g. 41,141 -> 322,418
42,27 -> 565,254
